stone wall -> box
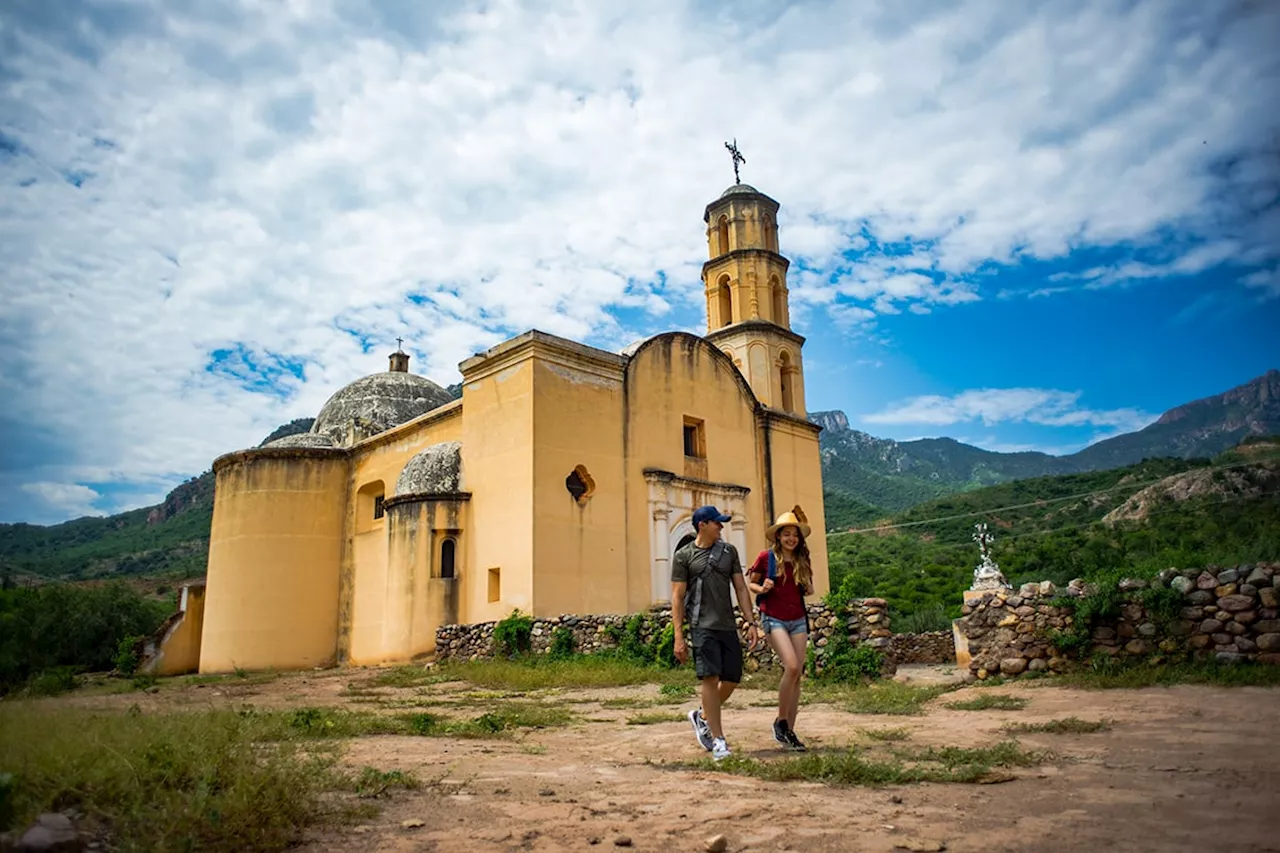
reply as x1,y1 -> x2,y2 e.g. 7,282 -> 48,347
956,563 -> 1280,679
888,631 -> 957,665
435,598 -> 895,675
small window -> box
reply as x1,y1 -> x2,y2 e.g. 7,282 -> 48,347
487,567 -> 501,603
565,464 -> 596,505
683,417 -> 706,459
373,495 -> 385,520
440,538 -> 456,579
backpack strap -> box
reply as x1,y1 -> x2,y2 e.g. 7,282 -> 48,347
685,540 -> 726,631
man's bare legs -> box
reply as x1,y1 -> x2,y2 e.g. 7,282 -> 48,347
700,676 -> 739,739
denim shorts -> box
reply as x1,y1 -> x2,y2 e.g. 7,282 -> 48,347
761,615 -> 808,636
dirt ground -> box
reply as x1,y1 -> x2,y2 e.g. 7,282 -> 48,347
60,664 -> 1280,853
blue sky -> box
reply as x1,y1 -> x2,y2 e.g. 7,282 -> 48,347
1,0 -> 1277,524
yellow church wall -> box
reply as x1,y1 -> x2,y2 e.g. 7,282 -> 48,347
763,415 -> 830,596
200,451 -> 349,673
622,334 -> 769,611
529,350 -> 629,617
458,342 -> 537,624
146,582 -> 206,676
343,403 -> 462,665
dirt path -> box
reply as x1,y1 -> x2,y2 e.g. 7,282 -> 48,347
60,666 -> 1280,852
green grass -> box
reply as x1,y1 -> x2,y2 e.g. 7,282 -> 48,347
431,656 -> 690,691
1003,717 -> 1113,734
945,694 -> 1030,711
1056,660 -> 1280,690
658,683 -> 695,702
625,712 -> 688,726
694,740 -> 1050,787
0,705 -> 353,851
859,726 -> 913,742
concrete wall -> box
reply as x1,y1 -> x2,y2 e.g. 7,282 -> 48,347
530,354 -> 629,617
622,334 -> 768,611
458,344 -> 536,623
141,582 -> 207,676
344,404 -> 462,665
200,450 -> 349,673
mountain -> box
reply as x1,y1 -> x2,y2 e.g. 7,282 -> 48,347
825,440 -> 1280,626
817,369 -> 1280,529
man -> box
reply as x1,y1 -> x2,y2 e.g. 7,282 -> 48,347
671,505 -> 760,760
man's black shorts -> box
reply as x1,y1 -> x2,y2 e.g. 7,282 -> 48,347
691,627 -> 743,683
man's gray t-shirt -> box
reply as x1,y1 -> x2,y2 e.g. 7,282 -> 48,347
671,539 -> 742,633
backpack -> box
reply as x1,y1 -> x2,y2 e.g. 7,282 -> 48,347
682,540 -> 727,631
753,551 -> 811,608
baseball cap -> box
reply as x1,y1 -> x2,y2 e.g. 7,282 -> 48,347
691,505 -> 732,527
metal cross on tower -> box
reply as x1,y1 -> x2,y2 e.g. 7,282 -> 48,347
395,337 -> 404,351
724,138 -> 745,184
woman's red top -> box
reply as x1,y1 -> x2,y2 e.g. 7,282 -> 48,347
748,549 -> 806,621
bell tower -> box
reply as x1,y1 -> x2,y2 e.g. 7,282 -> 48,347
702,176 -> 808,416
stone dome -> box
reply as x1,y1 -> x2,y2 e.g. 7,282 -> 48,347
265,432 -> 335,449
395,441 -> 462,496
311,371 -> 455,446
720,183 -> 761,198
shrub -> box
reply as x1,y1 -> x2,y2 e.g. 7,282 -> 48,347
114,635 -> 144,677
548,626 -> 576,660
493,610 -> 533,658
817,627 -> 884,682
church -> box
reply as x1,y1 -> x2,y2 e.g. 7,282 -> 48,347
149,179 -> 830,675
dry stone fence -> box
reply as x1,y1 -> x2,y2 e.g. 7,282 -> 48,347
435,599 -> 897,675
955,563 -> 1280,679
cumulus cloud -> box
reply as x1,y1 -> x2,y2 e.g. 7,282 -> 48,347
0,0 -> 1276,521
863,388 -> 1157,434
20,482 -> 102,520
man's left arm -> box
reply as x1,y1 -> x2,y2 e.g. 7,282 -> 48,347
729,547 -> 760,649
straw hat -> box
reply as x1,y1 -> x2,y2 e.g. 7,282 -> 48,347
765,505 -> 811,542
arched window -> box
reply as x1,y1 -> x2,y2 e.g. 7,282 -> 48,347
770,276 -> 785,325
761,214 -> 778,251
717,215 -> 730,255
440,538 -> 456,579
779,351 -> 795,413
717,275 -> 733,327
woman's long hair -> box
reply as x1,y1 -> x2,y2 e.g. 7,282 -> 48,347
770,526 -> 812,590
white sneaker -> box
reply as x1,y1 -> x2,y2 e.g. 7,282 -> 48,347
711,737 -> 731,761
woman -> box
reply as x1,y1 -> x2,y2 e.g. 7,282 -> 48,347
746,505 -> 812,751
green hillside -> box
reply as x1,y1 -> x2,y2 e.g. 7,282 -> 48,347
826,443 -> 1280,631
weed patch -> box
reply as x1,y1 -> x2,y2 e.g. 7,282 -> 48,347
432,656 -> 689,691
626,712 -> 687,726
1003,717 -> 1112,734
693,739 -> 1050,787
945,694 -> 1029,711
0,705 -> 346,851
1057,660 -> 1280,690
860,726 -> 912,742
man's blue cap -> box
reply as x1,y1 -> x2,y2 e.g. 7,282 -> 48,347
692,505 -> 732,527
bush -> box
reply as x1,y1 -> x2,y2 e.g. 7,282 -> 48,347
493,610 -> 533,658
25,667 -> 79,697
114,635 -> 144,677
0,582 -> 171,695
816,625 -> 884,682
548,626 -> 576,660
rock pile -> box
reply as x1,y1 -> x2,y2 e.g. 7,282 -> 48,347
956,563 -> 1280,679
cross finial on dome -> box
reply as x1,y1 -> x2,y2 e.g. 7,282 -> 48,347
389,341 -> 410,373
724,138 -> 745,184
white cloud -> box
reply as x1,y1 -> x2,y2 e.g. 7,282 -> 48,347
0,0 -> 1275,520
20,482 -> 102,520
1242,269 -> 1280,300
863,388 -> 1157,434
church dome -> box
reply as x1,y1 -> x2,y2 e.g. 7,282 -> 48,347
395,441 -> 462,496
265,432 -> 335,449
311,371 -> 455,446
720,183 -> 761,198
